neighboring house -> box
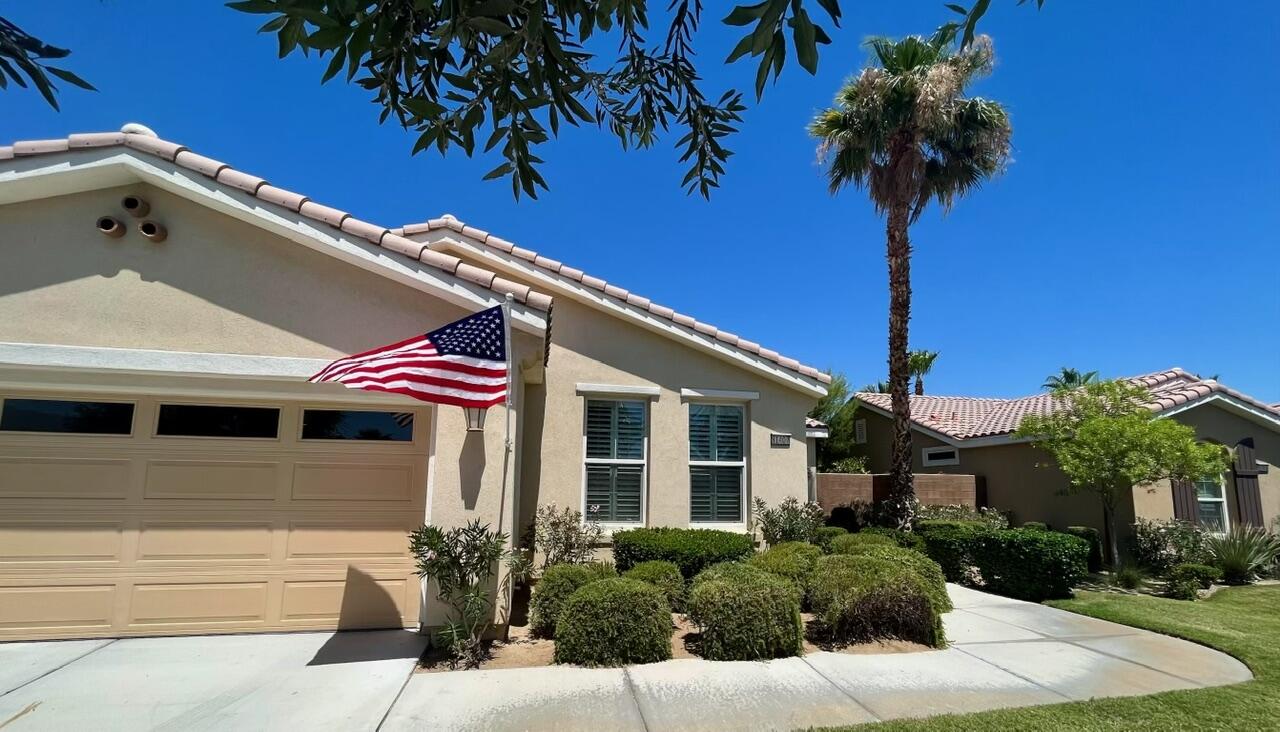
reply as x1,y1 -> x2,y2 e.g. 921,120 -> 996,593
0,127 -> 828,641
853,369 -> 1280,547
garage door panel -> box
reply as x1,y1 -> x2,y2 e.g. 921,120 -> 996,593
128,581 -> 269,627
0,456 -> 130,500
136,520 -> 274,563
0,585 -> 115,631
287,521 -> 415,561
144,459 -> 280,500
281,575 -> 411,628
292,462 -> 415,503
0,521 -> 123,564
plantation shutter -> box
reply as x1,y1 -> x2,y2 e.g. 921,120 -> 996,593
585,464 -> 643,523
1232,438 -> 1265,527
689,404 -> 713,461
689,466 -> 743,523
1171,478 -> 1199,524
584,400 -> 646,523
689,404 -> 745,523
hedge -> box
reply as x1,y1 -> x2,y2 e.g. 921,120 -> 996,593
812,526 -> 849,554
1164,562 -> 1222,600
612,528 -> 754,579
861,526 -> 927,553
915,520 -> 992,582
807,554 -> 945,648
829,532 -> 895,555
748,541 -> 821,594
826,543 -> 952,613
622,560 -> 686,612
553,578 -> 673,666
972,529 -> 1089,601
687,562 -> 803,661
1064,526 -> 1104,573
529,562 -> 616,637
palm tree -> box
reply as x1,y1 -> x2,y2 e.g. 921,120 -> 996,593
908,350 -> 940,395
811,32 -> 1011,528
860,381 -> 892,394
1042,367 -> 1099,391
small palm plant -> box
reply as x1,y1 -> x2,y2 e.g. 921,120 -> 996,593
908,350 -> 940,395
1043,367 -> 1099,391
1206,527 -> 1280,585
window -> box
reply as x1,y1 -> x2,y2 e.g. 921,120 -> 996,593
854,419 -> 867,445
302,409 -> 413,441
583,399 -> 646,523
0,398 -> 133,435
922,446 -> 960,467
689,403 -> 745,523
1194,475 -> 1229,533
157,404 -> 279,439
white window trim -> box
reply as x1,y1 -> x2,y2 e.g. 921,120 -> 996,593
580,398 -> 649,527
680,388 -> 758,401
922,445 -> 960,467
1194,474 -> 1231,534
687,402 -> 749,526
854,418 -> 867,445
575,383 -> 661,399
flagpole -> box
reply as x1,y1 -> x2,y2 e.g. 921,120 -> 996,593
498,293 -> 515,639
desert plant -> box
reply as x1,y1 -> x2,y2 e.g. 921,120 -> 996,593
1206,527 -> 1280,585
528,504 -> 603,570
807,554 -> 945,648
409,520 -> 511,668
825,543 -> 952,613
915,504 -> 1009,530
813,526 -> 850,553
752,496 -> 826,545
1065,526 -> 1104,573
749,541 -> 822,595
829,532 -> 896,554
1131,519 -> 1211,575
622,560 -> 686,612
687,563 -> 803,661
1114,565 -> 1144,590
529,562 -> 616,638
972,528 -> 1089,602
612,527 -> 754,579
553,578 -> 673,667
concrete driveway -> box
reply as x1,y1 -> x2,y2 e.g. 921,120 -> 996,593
0,586 -> 1253,731
0,630 -> 425,731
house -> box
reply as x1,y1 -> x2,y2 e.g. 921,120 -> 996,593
0,126 -> 828,641
853,369 -> 1280,547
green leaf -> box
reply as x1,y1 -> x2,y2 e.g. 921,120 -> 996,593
225,0 -> 279,14
45,66 -> 96,91
306,26 -> 351,51
468,17 -> 513,35
482,163 -> 513,180
790,9 -> 817,74
321,47 -> 346,83
404,97 -> 447,119
723,1 -> 771,26
725,33 -> 755,63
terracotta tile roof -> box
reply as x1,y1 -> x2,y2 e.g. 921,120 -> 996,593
855,368 -> 1280,441
393,215 -> 832,386
806,416 -> 828,429
0,128 -> 553,314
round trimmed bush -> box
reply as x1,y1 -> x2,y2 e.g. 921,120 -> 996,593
808,554 -> 945,648
749,541 -> 821,591
813,526 -> 849,553
825,543 -> 952,613
915,520 -> 991,582
829,531 -> 895,554
1065,526 -> 1104,573
687,562 -> 803,661
529,562 -> 616,638
973,529 -> 1089,601
612,527 -> 754,579
623,560 -> 686,611
861,527 -> 927,553
553,578 -> 673,666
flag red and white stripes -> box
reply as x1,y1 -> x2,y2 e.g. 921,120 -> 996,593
309,306 -> 508,409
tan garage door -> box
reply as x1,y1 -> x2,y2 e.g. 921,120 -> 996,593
0,390 -> 430,641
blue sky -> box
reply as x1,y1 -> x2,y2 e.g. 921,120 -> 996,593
6,2 -> 1278,402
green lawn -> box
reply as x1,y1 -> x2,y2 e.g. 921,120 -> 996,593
838,585 -> 1280,731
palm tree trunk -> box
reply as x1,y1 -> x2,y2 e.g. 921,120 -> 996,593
914,377 -> 924,396
886,196 -> 915,529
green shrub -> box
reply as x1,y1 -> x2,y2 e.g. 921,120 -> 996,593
807,555 -> 945,648
1131,518 -> 1210,575
827,501 -> 874,533
824,543 -> 952,613
749,542 -> 821,594
553,578 -> 673,666
829,532 -> 895,554
812,526 -> 849,553
1206,527 -> 1280,585
1065,526 -> 1104,573
915,521 -> 991,582
1021,521 -> 1048,531
529,562 -> 615,637
612,528 -> 754,579
915,504 -> 1009,530
1114,565 -> 1144,590
687,563 -> 803,660
752,496 -> 826,545
1163,563 -> 1222,600
973,529 -> 1089,601
862,526 -> 927,553
622,560 -> 686,612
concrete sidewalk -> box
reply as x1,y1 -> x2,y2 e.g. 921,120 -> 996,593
381,585 -> 1252,731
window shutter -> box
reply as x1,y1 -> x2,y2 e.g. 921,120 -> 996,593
713,465 -> 742,522
1171,478 -> 1198,524
714,407 -> 743,461
585,464 -> 614,518
585,401 -> 614,459
690,466 -> 714,522
615,402 -> 645,460
613,465 -> 644,523
689,405 -> 713,460
689,465 -> 743,523
1232,438 -> 1265,527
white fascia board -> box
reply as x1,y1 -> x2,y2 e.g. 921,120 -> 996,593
680,388 -> 759,401
0,341 -> 326,378
575,383 -> 661,398
1160,393 -> 1280,433
806,428 -> 830,438
429,236 -> 828,398
0,151 -> 547,336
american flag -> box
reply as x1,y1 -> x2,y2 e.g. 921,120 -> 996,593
309,306 -> 508,409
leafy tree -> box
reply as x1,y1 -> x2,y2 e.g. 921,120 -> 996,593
1042,366 -> 1098,391
229,0 -> 1041,198
0,15 -> 94,109
1016,380 -> 1228,568
809,371 -> 860,469
908,349 -> 939,395
810,30 -> 1012,528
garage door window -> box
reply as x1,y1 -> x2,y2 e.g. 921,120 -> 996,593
301,409 -> 414,441
157,404 -> 279,439
0,397 -> 134,435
